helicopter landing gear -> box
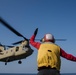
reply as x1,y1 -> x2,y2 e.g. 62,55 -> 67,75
18,60 -> 22,64
5,58 -> 9,65
5,62 -> 7,65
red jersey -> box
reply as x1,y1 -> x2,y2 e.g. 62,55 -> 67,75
30,35 -> 76,61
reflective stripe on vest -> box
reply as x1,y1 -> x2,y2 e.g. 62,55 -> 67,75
37,42 -> 61,71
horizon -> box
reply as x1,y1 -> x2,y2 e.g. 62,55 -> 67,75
0,0 -> 76,73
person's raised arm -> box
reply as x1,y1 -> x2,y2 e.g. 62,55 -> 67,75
30,28 -> 41,49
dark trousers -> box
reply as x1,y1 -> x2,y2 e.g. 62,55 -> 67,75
37,69 -> 60,75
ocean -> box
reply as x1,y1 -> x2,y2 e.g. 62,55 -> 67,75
0,73 -> 76,75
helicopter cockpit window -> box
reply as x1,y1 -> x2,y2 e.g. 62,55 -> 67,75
16,47 -> 19,52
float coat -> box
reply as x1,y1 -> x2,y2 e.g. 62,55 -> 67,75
37,42 -> 61,71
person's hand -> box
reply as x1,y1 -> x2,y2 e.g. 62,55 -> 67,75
34,28 -> 38,36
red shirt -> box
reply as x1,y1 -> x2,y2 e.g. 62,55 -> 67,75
30,35 -> 76,61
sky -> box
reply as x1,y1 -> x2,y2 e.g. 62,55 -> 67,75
0,0 -> 76,74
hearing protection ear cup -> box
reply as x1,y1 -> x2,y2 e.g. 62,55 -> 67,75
40,38 -> 45,42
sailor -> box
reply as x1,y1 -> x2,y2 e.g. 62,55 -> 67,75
30,28 -> 76,75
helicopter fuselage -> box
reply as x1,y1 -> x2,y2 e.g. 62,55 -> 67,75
0,40 -> 33,64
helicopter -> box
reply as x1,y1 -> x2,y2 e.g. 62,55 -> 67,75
0,17 -> 34,65
0,17 -> 66,65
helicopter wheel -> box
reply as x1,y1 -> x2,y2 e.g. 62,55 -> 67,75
5,62 -> 7,65
5,58 -> 9,65
18,60 -> 22,64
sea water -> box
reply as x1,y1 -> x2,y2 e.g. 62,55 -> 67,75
0,73 -> 76,75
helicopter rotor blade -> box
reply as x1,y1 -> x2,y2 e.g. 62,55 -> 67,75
4,45 -> 14,48
0,43 -> 14,48
0,17 -> 66,43
12,38 -> 67,45
55,39 -> 67,41
29,39 -> 67,41
0,17 -> 28,40
12,40 -> 23,45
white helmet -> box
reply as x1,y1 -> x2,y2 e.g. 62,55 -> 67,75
41,33 -> 55,43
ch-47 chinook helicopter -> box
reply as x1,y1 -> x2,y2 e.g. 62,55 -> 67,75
0,17 -> 34,65
0,17 -> 66,65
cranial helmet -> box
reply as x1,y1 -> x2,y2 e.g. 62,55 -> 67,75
40,33 -> 55,43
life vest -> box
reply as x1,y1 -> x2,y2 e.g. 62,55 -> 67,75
37,42 -> 61,71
